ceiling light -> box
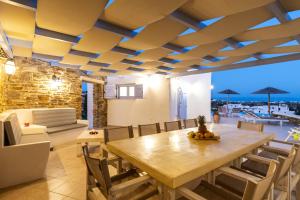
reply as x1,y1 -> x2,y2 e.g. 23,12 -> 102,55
4,60 -> 16,75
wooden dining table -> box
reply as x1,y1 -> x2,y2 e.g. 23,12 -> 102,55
107,123 -> 275,199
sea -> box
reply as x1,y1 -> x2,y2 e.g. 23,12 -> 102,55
212,96 -> 300,102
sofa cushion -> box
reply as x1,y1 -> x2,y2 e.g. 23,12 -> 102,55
22,125 -> 47,135
32,108 -> 77,128
47,123 -> 87,134
4,113 -> 23,145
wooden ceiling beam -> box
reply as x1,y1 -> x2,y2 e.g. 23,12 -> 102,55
267,1 -> 300,44
95,20 -> 134,38
169,53 -> 300,77
35,27 -> 80,43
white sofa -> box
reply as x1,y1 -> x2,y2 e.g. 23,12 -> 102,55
0,113 -> 50,188
6,108 -> 87,134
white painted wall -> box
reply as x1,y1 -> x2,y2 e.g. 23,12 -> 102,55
170,73 -> 212,122
87,83 -> 94,129
107,75 -> 170,127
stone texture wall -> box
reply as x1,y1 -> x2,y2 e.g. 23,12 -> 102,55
1,57 -> 82,118
93,83 -> 107,128
0,61 -> 6,113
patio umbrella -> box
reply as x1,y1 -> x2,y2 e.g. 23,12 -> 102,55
252,87 -> 289,114
218,89 -> 240,111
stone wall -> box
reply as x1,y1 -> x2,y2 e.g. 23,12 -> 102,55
0,60 -> 6,113
1,57 -> 82,118
93,83 -> 107,128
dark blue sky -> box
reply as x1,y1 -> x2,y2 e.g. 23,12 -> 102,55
212,60 -> 300,101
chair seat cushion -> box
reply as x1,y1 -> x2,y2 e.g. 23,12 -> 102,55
47,123 -> 87,133
178,181 -> 240,200
114,183 -> 157,200
215,174 -> 246,196
241,150 -> 278,176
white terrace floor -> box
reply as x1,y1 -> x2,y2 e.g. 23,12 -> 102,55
0,118 -> 297,200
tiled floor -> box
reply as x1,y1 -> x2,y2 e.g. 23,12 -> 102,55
0,119 -> 297,200
0,144 -> 90,200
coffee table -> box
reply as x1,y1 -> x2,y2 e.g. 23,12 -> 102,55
76,129 -> 104,157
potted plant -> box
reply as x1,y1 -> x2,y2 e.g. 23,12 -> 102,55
213,111 -> 220,123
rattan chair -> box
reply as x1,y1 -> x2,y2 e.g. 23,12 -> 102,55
138,123 -> 161,136
237,121 -> 264,132
102,126 -> 134,173
164,120 -> 182,132
82,145 -> 157,200
177,155 -> 278,200
183,119 -> 198,129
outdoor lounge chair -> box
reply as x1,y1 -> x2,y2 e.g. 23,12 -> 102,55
273,112 -> 300,124
241,111 -> 288,127
82,145 -> 158,200
177,155 -> 277,200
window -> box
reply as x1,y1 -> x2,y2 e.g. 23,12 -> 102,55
117,84 -> 143,99
129,86 -> 135,97
119,86 -> 128,97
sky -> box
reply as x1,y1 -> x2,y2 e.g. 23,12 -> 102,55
212,60 -> 300,101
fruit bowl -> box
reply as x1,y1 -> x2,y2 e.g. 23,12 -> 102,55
89,130 -> 98,135
187,131 -> 220,141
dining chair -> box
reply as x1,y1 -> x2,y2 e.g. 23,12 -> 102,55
241,140 -> 298,200
237,121 -> 264,132
138,123 -> 161,136
103,126 -> 134,173
82,145 -> 158,200
267,140 -> 300,199
164,120 -> 182,132
183,119 -> 198,129
177,155 -> 278,200
216,146 -> 296,200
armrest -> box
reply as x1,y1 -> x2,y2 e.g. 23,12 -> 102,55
271,139 -> 300,148
177,187 -> 206,200
261,145 -> 290,156
1,141 -> 50,152
217,167 -> 262,184
245,154 -> 279,165
0,141 -> 50,188
101,144 -> 120,162
111,169 -> 137,182
110,175 -> 152,195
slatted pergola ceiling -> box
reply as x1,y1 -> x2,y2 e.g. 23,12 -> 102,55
1,0 -> 300,77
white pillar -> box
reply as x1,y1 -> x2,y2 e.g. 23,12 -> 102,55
87,83 -> 94,129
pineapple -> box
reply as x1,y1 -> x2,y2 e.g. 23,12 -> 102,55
197,115 -> 208,134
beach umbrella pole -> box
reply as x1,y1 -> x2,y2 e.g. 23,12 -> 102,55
268,93 -> 270,114
227,94 -> 229,114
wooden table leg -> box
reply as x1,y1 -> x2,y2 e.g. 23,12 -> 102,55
287,170 -> 291,200
161,184 -> 176,200
296,180 -> 300,200
77,142 -> 82,157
